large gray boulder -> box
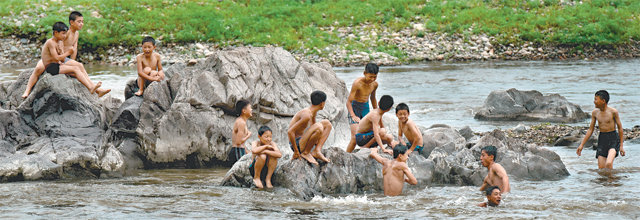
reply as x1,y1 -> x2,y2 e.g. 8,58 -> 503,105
474,88 -> 589,123
133,47 -> 351,167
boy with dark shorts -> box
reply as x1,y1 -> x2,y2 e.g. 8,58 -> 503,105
395,103 -> 424,155
229,100 -> 252,164
346,63 -> 379,153
249,126 -> 282,189
577,90 -> 626,169
353,95 -> 396,154
134,36 -> 165,96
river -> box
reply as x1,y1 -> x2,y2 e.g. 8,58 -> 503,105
0,60 -> 639,218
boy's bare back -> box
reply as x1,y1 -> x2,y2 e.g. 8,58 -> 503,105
288,108 -> 313,137
232,117 -> 250,147
350,77 -> 378,103
356,111 -> 382,134
382,160 -> 411,196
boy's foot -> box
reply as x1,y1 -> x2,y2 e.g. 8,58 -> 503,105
300,153 -> 319,165
265,181 -> 273,189
97,88 -> 111,97
90,82 -> 102,94
134,90 -> 143,96
21,92 -> 29,99
253,178 -> 264,189
312,151 -> 331,163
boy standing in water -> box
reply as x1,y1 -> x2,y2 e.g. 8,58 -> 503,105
369,145 -> 417,196
229,100 -> 252,164
346,63 -> 379,153
479,146 -> 510,194
577,90 -> 626,169
352,95 -> 395,154
288,91 -> 332,165
134,36 -> 165,96
249,126 -> 282,189
395,103 -> 424,155
477,186 -> 502,207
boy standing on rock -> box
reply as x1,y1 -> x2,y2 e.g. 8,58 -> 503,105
249,126 -> 282,189
229,100 -> 252,164
479,146 -> 510,194
395,103 -> 423,155
287,91 -> 332,165
352,95 -> 395,154
346,63 -> 380,153
134,36 -> 165,96
369,145 -> 417,196
577,90 -> 625,169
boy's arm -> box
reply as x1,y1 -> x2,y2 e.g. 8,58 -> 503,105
71,35 -> 78,60
346,83 -> 359,122
403,164 -> 418,185
371,116 -> 386,149
397,122 -> 406,146
136,56 -> 158,81
288,114 -> 310,157
577,112 -> 597,156
262,142 -> 283,158
47,41 -> 72,62
156,53 -> 165,80
614,109 -> 625,156
494,164 -> 510,193
369,147 -> 386,164
369,83 -> 378,109
407,123 -> 422,153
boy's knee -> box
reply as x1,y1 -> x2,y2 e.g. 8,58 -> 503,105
321,120 -> 332,128
259,154 -> 267,160
380,128 -> 387,134
143,67 -> 152,74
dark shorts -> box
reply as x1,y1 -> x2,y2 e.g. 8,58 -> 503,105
290,136 -> 302,153
45,63 -> 60,75
227,147 -> 246,164
407,142 -> 424,153
356,131 -> 377,147
596,131 -> 620,158
349,101 -> 370,124
249,156 -> 270,181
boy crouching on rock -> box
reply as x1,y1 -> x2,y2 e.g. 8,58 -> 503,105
249,126 -> 282,189
134,36 -> 165,96
370,145 -> 417,196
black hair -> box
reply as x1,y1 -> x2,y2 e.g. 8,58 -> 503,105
485,185 -> 501,196
235,100 -> 250,117
52,22 -> 68,32
396,102 -> 409,114
365,63 -> 379,74
69,11 -> 83,21
311,90 -> 327,105
481,145 -> 497,161
595,90 -> 609,104
379,95 -> 394,111
258,125 -> 272,136
142,36 -> 156,46
393,144 -> 407,159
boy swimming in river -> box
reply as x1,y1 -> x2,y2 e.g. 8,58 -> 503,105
287,90 -> 332,165
396,103 -> 423,155
370,144 -> 417,196
477,186 -> 502,207
577,90 -> 626,169
249,125 -> 282,189
346,63 -> 380,153
229,100 -> 252,164
352,95 -> 395,154
134,36 -> 165,96
479,146 -> 510,194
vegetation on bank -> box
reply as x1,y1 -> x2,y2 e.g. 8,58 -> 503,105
1,0 -> 639,59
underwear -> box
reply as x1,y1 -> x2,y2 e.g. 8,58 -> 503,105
348,101 -> 370,124
407,142 -> 424,153
45,63 -> 60,75
290,136 -> 302,153
596,131 -> 620,158
227,147 -> 246,164
355,131 -> 377,147
249,156 -> 270,181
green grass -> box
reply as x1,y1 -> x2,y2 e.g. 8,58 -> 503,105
1,0 -> 639,59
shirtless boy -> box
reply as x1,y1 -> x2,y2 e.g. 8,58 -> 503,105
134,36 -> 165,96
229,100 -> 252,164
287,91 -> 332,165
352,95 -> 395,154
369,145 -> 417,196
346,63 -> 379,153
477,186 -> 502,207
36,22 -> 102,95
479,145 -> 510,194
396,103 -> 423,155
249,126 -> 282,189
577,90 -> 626,169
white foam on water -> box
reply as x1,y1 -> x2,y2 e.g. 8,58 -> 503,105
310,194 -> 379,206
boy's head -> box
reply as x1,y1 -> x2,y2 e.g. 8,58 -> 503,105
395,102 -> 410,123
485,186 -> 501,207
480,145 -> 497,167
379,95 -> 394,112
363,63 -> 379,83
311,90 -> 327,107
235,99 -> 252,117
393,144 -> 408,160
257,125 -> 272,144
52,22 -> 68,40
594,90 -> 609,107
69,11 -> 84,30
142,36 -> 156,57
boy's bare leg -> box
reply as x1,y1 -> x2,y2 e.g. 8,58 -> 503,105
346,124 -> 358,153
597,156 -> 606,169
58,65 -> 101,93
381,133 -> 395,154
135,76 -> 145,96
253,154 -> 266,188
312,120 -> 332,163
96,87 -> 111,97
298,124 -> 322,165
22,60 -> 46,98
605,148 -> 617,169
265,154 -> 278,188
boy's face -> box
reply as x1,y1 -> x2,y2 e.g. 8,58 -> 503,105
363,72 -> 377,83
259,130 -> 272,144
70,17 -> 84,30
53,31 -> 67,40
142,42 -> 156,57
396,109 -> 409,123
487,188 -> 502,206
398,152 -> 408,162
480,150 -> 493,167
594,95 -> 606,108
242,104 -> 253,117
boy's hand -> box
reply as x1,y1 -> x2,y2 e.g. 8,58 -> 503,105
351,115 -> 360,123
293,152 -> 300,160
620,146 -> 626,156
405,150 -> 413,156
576,145 -> 583,156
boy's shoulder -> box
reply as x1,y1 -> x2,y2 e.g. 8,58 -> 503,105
234,117 -> 247,125
153,52 -> 162,59
607,106 -> 619,114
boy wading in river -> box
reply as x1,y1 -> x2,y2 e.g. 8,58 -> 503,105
577,90 -> 626,169
369,144 -> 417,196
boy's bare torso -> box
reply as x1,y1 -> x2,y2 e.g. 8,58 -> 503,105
352,78 -> 377,102
137,52 -> 161,71
41,39 -> 64,65
593,107 -> 617,132
357,111 -> 382,133
485,163 -> 507,193
399,119 -> 420,143
383,160 -> 408,196
289,109 -> 314,137
63,30 -> 79,57
233,118 -> 249,147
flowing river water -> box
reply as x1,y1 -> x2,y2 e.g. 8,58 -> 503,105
1,60 -> 639,218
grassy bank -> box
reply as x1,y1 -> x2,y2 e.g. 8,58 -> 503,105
1,0 -> 639,59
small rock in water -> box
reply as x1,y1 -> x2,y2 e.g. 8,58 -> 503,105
513,123 -> 527,132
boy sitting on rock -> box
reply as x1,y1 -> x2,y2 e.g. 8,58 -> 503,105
134,36 -> 165,96
395,103 -> 423,155
370,144 -> 417,196
249,126 -> 282,189
352,95 -> 396,154
287,91 -> 332,165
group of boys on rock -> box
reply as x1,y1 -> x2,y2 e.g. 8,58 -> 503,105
26,12 -> 626,206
